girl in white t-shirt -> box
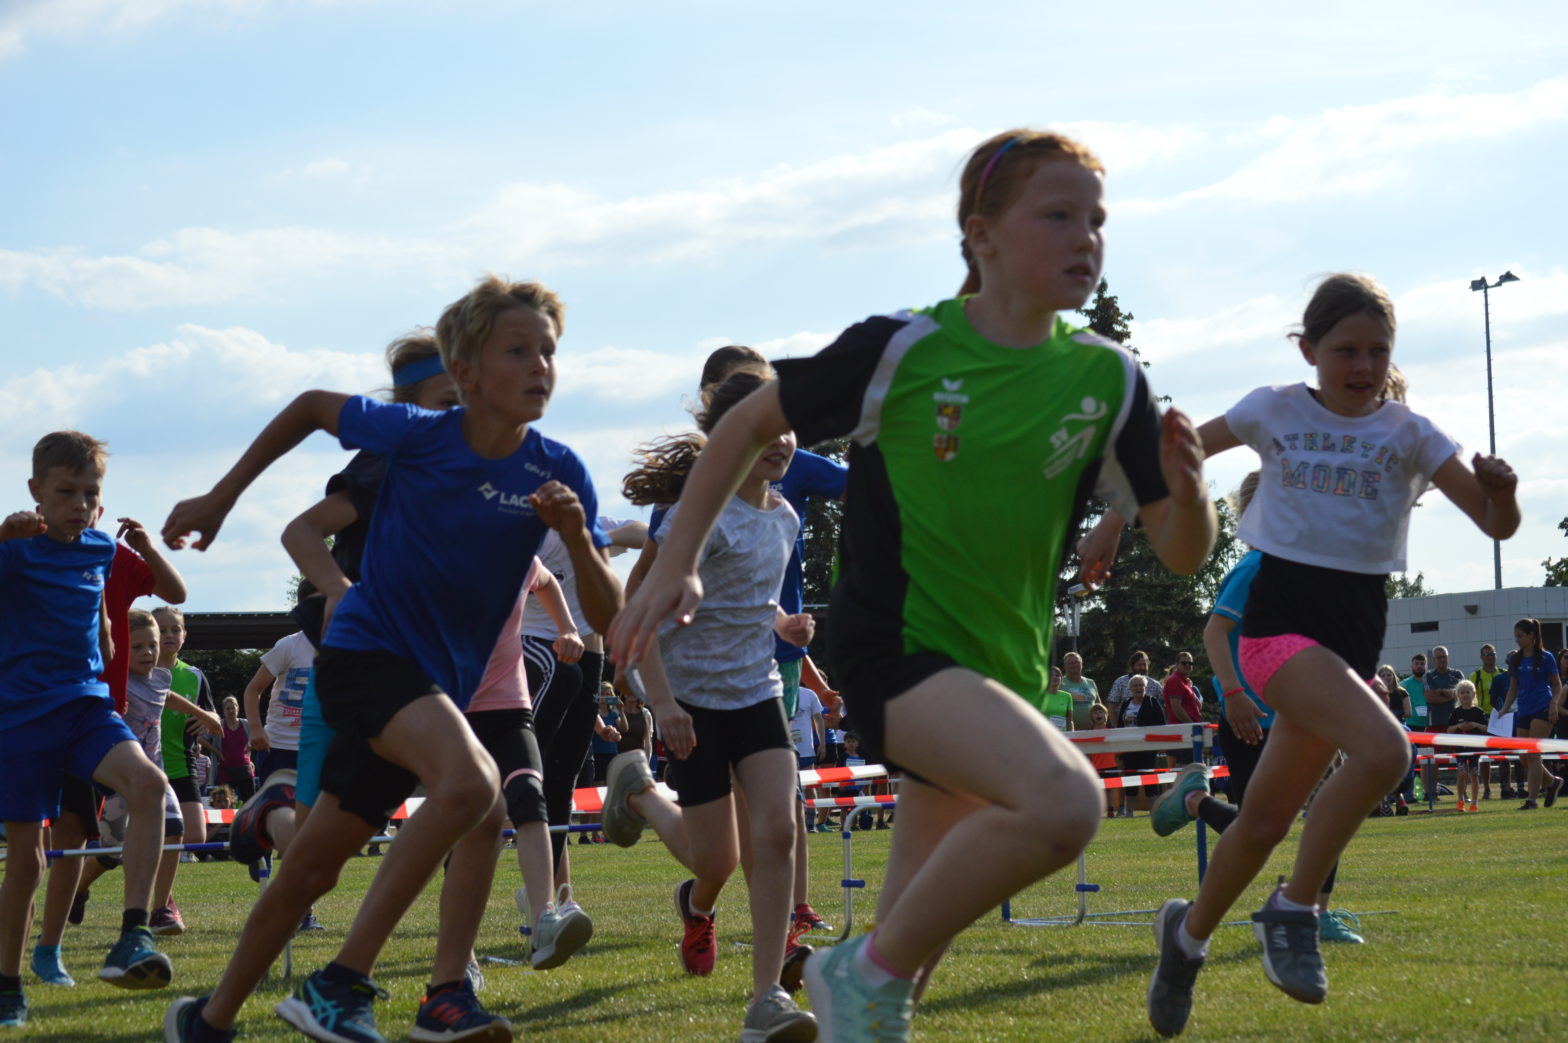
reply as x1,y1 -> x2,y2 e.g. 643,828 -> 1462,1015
1144,273 -> 1520,1035
601,364 -> 818,1041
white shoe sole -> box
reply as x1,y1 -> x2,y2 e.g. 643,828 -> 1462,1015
531,909 -> 594,970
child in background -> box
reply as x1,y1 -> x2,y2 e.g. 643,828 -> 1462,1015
1,433 -> 178,1029
1145,273 -> 1518,1036
151,605 -> 219,934
1086,704 -> 1120,818
602,365 -> 818,1040
1448,680 -> 1488,812
612,129 -> 1214,1042
1497,617 -> 1564,809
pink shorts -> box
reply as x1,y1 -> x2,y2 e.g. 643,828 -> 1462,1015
1237,633 -> 1319,702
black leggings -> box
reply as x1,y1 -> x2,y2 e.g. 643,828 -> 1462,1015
1210,717 -> 1338,895
525,640 -> 604,867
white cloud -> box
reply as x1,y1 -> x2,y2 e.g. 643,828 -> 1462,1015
1124,77 -> 1568,212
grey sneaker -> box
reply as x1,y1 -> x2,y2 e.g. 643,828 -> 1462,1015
741,984 -> 818,1042
529,903 -> 594,970
1251,885 -> 1327,1004
602,751 -> 654,847
1147,898 -> 1205,1037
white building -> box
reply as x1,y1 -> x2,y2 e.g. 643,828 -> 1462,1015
1381,587 -> 1568,675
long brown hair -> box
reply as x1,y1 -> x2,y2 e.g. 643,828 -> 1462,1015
622,363 -> 773,507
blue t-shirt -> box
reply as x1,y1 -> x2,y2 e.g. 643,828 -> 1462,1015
0,527 -> 115,727
1508,650 -> 1559,716
325,397 -> 607,709
1208,549 -> 1275,729
769,449 -> 847,663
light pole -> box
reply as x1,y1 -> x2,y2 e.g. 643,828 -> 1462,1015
1469,270 -> 1520,590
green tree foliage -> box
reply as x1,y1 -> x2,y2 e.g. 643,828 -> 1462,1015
1543,517 -> 1568,586
179,647 -> 263,709
1385,572 -> 1434,599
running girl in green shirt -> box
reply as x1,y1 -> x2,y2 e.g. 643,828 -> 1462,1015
611,128 -> 1216,1042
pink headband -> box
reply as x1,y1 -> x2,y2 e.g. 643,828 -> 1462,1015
973,137 -> 1021,212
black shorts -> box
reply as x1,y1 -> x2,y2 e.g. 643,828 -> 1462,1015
255,747 -> 298,787
665,698 -> 792,808
314,646 -> 442,829
837,650 -> 956,777
466,708 -> 547,826
58,773 -> 101,827
1456,753 -> 1482,771
1241,554 -> 1386,680
168,774 -> 201,805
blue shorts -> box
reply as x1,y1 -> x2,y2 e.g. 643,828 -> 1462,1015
0,697 -> 135,823
255,747 -> 299,787
796,756 -> 815,803
294,669 -> 331,808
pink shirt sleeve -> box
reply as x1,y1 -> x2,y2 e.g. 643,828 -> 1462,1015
465,572 -> 535,714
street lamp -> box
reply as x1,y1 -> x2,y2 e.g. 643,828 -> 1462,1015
1469,270 -> 1520,590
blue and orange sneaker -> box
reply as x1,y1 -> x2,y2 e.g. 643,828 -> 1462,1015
409,980 -> 512,1042
229,770 -> 296,865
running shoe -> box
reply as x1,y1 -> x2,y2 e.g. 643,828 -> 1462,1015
464,958 -> 485,995
781,942 -> 813,994
151,902 -> 186,937
30,943 -> 75,986
68,886 -> 90,926
0,990 -> 26,1028
1147,898 -> 1205,1037
1151,764 -> 1209,837
164,996 -> 237,1042
674,879 -> 716,976
99,927 -> 173,990
802,933 -> 913,1042
297,910 -> 326,933
409,980 -> 512,1042
1518,799 -> 1539,811
1319,909 -> 1364,944
741,983 -> 818,1042
1251,884 -> 1326,1004
1544,775 -> 1563,808
229,770 -> 296,865
601,751 -> 654,847
274,966 -> 389,1043
793,903 -> 831,933
527,899 -> 594,971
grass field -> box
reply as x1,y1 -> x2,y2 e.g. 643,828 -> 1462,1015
9,803 -> 1568,1041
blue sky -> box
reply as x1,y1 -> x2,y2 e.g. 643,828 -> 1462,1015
3,0 -> 1566,612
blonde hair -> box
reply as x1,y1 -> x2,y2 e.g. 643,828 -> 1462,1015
1232,471 -> 1261,520
32,431 -> 108,482
128,608 -> 158,633
384,330 -> 442,405
435,275 -> 565,380
1456,680 -> 1477,700
957,130 -> 1104,295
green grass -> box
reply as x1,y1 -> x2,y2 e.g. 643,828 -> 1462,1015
11,805 -> 1568,1041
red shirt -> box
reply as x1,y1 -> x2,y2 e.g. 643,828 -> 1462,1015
99,543 -> 155,715
1162,672 -> 1203,726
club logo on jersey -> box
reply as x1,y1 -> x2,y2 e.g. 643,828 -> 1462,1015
933,434 -> 960,462
82,570 -> 103,586
935,402 -> 963,431
932,377 -> 969,406
1042,397 -> 1106,480
476,481 -> 536,515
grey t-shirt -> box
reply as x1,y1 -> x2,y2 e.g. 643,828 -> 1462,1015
654,493 -> 799,711
1425,669 -> 1464,728
124,666 -> 172,764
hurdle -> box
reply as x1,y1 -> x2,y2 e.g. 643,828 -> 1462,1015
1002,722 -> 1215,927
1405,731 -> 1568,811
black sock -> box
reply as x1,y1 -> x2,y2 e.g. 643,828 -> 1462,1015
426,979 -> 462,996
321,961 -> 366,985
121,908 -> 149,933
1195,796 -> 1238,834
0,974 -> 21,993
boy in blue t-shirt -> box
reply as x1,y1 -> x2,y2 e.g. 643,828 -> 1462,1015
161,277 -> 620,1043
0,432 -> 176,1028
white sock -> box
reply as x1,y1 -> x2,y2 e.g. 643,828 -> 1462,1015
1269,889 -> 1316,914
1176,911 -> 1209,959
853,933 -> 912,990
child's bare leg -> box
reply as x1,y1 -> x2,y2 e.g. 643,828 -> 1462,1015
871,668 -> 1101,974
874,779 -> 976,997
1521,720 -> 1554,797
628,786 -> 737,912
732,748 -> 799,1001
514,820 -> 557,922
38,813 -> 87,947
268,808 -> 297,853
1188,649 -> 1408,935
792,799 -> 810,906
432,794 -> 506,984
0,823 -> 46,976
153,848 -> 181,909
200,797 -> 374,1028
92,742 -> 168,916
732,776 -> 754,886
333,696 -> 499,976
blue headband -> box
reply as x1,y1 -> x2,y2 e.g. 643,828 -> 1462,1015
973,136 -> 1021,211
392,355 -> 445,388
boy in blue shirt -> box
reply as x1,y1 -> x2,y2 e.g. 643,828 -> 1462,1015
161,277 -> 620,1043
0,432 -> 176,1028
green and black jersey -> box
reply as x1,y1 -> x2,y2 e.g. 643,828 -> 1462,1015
774,298 -> 1168,708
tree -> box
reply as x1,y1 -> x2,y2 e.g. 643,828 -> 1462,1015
1385,572 -> 1435,599
180,647 -> 263,708
1543,517 -> 1568,586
